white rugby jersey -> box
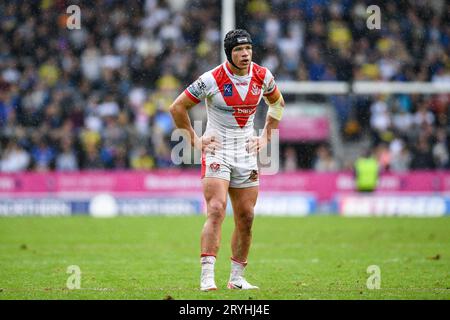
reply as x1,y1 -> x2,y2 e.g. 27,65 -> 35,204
184,62 -> 278,150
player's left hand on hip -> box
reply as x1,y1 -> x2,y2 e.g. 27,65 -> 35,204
246,136 -> 266,154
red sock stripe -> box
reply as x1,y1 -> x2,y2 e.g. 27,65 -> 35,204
230,256 -> 247,267
201,253 -> 216,258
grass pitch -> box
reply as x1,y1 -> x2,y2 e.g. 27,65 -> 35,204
0,215 -> 449,300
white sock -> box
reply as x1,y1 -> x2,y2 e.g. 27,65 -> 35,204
230,259 -> 246,281
201,256 -> 216,277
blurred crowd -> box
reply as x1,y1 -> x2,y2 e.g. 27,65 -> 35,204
0,0 -> 221,172
239,0 -> 450,172
366,93 -> 450,171
239,0 -> 449,83
1,0 -> 449,172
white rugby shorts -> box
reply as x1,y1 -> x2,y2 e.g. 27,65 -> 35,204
201,148 -> 259,188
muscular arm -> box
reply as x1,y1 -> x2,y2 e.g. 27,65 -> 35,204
247,88 -> 284,153
169,92 -> 220,153
169,92 -> 200,148
261,88 -> 284,142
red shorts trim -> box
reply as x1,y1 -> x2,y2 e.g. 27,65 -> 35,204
201,152 -> 206,178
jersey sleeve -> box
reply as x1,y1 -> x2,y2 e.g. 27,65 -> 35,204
184,73 -> 210,104
262,68 -> 278,97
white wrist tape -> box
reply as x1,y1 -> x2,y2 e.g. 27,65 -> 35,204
264,96 -> 284,121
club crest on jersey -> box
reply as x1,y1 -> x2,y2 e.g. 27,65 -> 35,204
249,170 -> 258,182
251,83 -> 261,96
209,162 -> 221,172
224,84 -> 233,96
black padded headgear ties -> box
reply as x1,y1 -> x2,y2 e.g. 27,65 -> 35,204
224,29 -> 253,70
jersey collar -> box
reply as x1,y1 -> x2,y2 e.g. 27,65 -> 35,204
223,61 -> 252,79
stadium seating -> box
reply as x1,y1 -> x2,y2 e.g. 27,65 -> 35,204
0,0 -> 449,172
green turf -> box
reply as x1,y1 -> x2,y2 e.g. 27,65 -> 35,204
0,215 -> 449,300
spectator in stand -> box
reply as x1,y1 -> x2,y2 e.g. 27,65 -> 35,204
283,146 -> 298,172
0,140 -> 30,172
30,137 -> 55,171
130,146 -> 155,170
410,136 -> 436,170
432,128 -> 449,169
313,144 -> 339,172
390,145 -> 412,172
55,138 -> 79,171
374,142 -> 391,172
82,143 -> 104,170
369,96 -> 392,145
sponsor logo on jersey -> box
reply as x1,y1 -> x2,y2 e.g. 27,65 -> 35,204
209,162 -> 221,173
224,84 -> 233,96
251,83 -> 261,96
235,81 -> 248,86
187,78 -> 206,98
196,78 -> 207,91
234,106 -> 256,115
266,78 -> 276,92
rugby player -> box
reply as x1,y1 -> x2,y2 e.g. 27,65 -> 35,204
169,29 -> 284,291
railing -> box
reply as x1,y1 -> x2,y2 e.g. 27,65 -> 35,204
277,81 -> 450,95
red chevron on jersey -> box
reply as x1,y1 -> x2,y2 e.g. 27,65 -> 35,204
232,105 -> 257,127
212,63 -> 266,128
